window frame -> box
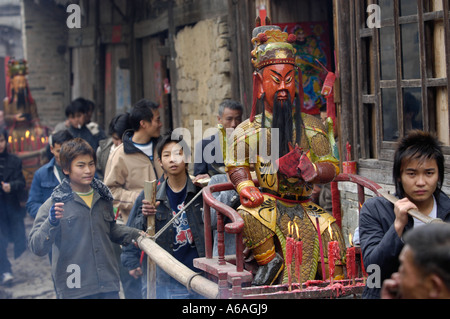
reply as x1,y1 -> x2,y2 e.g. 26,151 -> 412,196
353,0 -> 450,162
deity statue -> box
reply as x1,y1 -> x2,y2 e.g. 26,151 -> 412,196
225,18 -> 346,286
3,59 -> 45,153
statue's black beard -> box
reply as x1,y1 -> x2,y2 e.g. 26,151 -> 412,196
268,92 -> 303,157
12,89 -> 27,110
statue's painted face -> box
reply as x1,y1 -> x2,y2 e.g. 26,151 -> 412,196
12,75 -> 27,93
261,63 -> 296,113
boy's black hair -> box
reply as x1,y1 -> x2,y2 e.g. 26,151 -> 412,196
65,98 -> 89,117
60,137 -> 96,173
86,99 -> 95,112
129,99 -> 159,132
156,131 -> 191,162
108,113 -> 131,138
50,129 -> 73,147
393,130 -> 444,200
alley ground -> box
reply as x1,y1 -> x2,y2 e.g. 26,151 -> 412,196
0,215 -> 55,299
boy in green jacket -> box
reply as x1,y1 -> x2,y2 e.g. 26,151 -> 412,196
29,138 -> 143,299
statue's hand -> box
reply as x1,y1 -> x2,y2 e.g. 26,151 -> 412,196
276,145 -> 303,178
15,113 -> 26,122
239,186 -> 264,208
34,126 -> 43,138
297,153 -> 318,182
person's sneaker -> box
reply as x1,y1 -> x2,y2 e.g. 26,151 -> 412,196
1,272 -> 13,285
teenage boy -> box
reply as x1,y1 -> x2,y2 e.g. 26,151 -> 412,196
26,129 -> 73,218
55,98 -> 106,152
359,130 -> 450,299
28,138 -> 143,299
104,99 -> 163,224
121,131 -> 205,299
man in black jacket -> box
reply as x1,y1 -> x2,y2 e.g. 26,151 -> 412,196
193,99 -> 243,183
360,130 -> 450,298
0,127 -> 26,285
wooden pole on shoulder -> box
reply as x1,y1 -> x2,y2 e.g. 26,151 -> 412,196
144,180 -> 157,299
378,189 -> 445,224
137,236 -> 219,299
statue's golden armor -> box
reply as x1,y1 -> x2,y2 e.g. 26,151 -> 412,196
226,112 -> 346,285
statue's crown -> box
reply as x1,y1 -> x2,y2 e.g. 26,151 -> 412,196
250,17 -> 297,70
7,59 -> 28,77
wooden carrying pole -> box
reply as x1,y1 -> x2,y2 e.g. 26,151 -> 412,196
144,180 -> 157,299
137,236 -> 219,299
377,189 -> 445,224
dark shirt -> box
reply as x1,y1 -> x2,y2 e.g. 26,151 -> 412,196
167,183 -> 199,271
68,124 -> 106,151
193,133 -> 224,176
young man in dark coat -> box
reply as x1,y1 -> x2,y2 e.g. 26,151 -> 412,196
29,138 -> 142,299
0,127 -> 26,285
360,130 -> 450,299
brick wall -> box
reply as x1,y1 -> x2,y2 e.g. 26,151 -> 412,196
22,0 -> 70,130
174,16 -> 232,152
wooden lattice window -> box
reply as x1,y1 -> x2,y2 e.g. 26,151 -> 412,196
354,0 -> 450,161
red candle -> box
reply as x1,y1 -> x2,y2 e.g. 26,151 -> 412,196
20,137 -> 24,152
346,247 -> 356,283
8,136 -> 13,152
295,240 -> 303,286
328,241 -> 339,280
315,217 -> 327,280
286,235 -> 294,290
31,135 -> 36,150
346,141 -> 351,162
25,130 -> 30,151
346,234 -> 356,285
286,222 -> 295,290
286,235 -> 294,265
327,221 -> 340,282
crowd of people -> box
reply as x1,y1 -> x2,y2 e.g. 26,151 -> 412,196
0,94 -> 449,300
0,96 -> 245,299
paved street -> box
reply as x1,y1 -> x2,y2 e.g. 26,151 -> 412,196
0,216 -> 55,299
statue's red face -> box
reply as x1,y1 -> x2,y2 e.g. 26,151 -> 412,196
12,75 -> 27,93
261,63 -> 296,113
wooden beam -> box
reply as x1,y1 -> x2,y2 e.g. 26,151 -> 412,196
134,0 -> 228,39
167,1 -> 180,129
418,0 -> 429,132
441,0 -> 450,144
334,0 -> 353,164
68,24 -> 131,47
227,0 -> 240,102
